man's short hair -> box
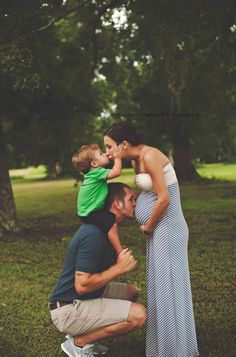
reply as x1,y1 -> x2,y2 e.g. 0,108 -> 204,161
72,144 -> 99,174
105,182 -> 130,210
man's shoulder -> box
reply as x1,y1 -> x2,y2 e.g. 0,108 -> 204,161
79,223 -> 105,234
71,224 -> 106,245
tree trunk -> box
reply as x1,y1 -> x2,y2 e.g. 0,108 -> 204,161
0,118 -> 20,237
47,161 -> 58,178
171,124 -> 199,181
164,53 -> 199,180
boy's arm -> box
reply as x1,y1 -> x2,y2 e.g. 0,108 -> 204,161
107,145 -> 123,179
107,158 -> 122,179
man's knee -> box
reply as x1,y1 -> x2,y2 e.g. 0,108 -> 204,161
128,303 -> 147,328
126,283 -> 139,302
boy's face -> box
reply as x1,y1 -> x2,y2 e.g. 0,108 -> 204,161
93,149 -> 110,167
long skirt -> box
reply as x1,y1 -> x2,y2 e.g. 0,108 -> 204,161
135,182 -> 199,357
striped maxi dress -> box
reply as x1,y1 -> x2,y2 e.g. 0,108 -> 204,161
135,163 -> 199,357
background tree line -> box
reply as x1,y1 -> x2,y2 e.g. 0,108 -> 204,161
0,0 -> 235,236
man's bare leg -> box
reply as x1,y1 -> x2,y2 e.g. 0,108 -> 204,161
74,302 -> 146,347
126,283 -> 139,302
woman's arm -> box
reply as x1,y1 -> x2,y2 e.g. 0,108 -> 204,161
141,150 -> 169,234
131,159 -> 136,171
131,160 -> 141,199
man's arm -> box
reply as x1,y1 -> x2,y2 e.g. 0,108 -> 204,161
75,248 -> 137,294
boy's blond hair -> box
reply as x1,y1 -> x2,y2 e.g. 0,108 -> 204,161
72,144 -> 99,174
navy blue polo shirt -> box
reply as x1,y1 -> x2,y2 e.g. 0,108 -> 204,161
50,224 -> 114,303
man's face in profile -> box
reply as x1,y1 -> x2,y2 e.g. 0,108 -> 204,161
121,188 -> 136,219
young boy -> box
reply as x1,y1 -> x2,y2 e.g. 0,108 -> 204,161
72,144 -> 123,256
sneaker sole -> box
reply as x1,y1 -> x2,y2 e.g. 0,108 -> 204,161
64,336 -> 107,355
93,348 -> 108,355
61,342 -> 74,357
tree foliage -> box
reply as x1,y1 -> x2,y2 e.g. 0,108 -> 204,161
96,0 -> 236,176
0,0 -> 235,234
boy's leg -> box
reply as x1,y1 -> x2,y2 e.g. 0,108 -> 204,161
80,209 -> 116,235
81,210 -> 123,256
108,222 -> 123,256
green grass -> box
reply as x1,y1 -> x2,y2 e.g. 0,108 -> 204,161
9,162 -> 236,182
10,165 -> 47,180
1,166 -> 235,356
197,163 -> 236,182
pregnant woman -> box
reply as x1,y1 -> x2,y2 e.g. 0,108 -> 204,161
104,122 -> 199,357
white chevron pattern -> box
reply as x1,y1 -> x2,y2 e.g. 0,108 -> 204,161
135,182 -> 199,357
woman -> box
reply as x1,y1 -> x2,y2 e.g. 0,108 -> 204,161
104,122 -> 199,357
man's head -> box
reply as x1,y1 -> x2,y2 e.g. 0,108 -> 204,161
105,182 -> 136,222
72,144 -> 109,174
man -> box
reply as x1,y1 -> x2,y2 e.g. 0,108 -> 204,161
49,182 -> 147,357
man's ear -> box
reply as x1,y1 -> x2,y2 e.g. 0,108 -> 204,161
114,199 -> 122,210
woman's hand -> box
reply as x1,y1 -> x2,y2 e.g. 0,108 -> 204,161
140,224 -> 153,236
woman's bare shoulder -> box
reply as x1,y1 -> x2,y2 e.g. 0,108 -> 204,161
143,145 -> 163,159
143,146 -> 169,166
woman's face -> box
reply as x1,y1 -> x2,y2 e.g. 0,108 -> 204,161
104,135 -> 119,159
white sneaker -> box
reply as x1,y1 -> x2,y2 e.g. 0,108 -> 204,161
65,335 -> 108,355
92,342 -> 108,355
61,337 -> 95,357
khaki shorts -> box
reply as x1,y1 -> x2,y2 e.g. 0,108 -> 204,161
50,282 -> 132,336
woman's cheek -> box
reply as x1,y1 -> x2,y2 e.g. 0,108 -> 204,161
109,149 -> 114,158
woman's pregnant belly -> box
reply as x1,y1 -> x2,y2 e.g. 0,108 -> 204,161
135,191 -> 157,225
135,185 -> 189,244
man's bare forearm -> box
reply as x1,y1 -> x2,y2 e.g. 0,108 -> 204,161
75,249 -> 136,294
75,264 -> 121,294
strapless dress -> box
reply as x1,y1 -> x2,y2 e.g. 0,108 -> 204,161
134,162 -> 199,357
134,162 -> 177,191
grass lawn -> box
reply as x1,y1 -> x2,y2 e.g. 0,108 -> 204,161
197,163 -> 236,182
9,162 -> 236,182
1,166 -> 235,357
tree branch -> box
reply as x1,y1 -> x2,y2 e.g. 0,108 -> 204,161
36,0 -> 126,32
36,0 -> 89,32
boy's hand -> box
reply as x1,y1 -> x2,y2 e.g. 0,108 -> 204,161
107,146 -> 123,179
112,145 -> 123,159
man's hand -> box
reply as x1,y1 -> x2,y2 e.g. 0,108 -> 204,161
117,248 -> 137,273
75,248 -> 137,295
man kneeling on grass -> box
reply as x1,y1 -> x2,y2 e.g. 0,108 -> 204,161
49,182 -> 146,357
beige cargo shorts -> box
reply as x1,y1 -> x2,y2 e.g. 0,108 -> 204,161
50,282 -> 132,336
